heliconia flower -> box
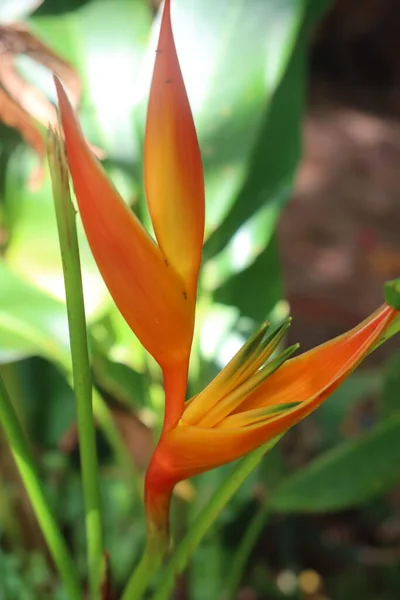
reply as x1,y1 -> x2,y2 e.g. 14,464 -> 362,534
54,0 -> 205,425
145,303 -> 398,536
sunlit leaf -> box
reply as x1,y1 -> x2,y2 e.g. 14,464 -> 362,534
0,262 -> 69,364
165,0 -> 304,235
3,0 -> 152,322
213,233 -> 283,322
28,0 -> 152,163
204,42 -> 305,260
5,154 -> 110,319
0,0 -> 43,23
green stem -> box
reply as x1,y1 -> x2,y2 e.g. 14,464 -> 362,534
225,501 -> 270,599
121,532 -> 167,600
152,437 -> 282,600
48,130 -> 104,599
0,376 -> 83,600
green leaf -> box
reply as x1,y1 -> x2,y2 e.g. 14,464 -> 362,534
92,355 -> 150,411
0,263 -> 70,365
200,26 -> 306,323
212,233 -> 283,322
203,25 -> 306,260
20,358 -> 76,448
381,354 -> 400,419
28,0 -> 152,163
4,0 -> 152,319
305,0 -> 333,27
270,415 -> 400,513
5,155 -> 110,320
168,0 -> 305,236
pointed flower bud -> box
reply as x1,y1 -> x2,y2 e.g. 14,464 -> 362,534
55,79 -> 194,371
145,0 -> 205,296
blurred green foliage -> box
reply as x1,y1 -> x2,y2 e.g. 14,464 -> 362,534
0,0 -> 399,599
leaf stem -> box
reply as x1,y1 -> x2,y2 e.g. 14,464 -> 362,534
225,501 -> 270,599
48,129 -> 104,599
0,376 -> 83,600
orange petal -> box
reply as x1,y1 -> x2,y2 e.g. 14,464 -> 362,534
147,425 -> 264,483
144,0 -> 205,296
153,304 -> 398,480
55,78 -> 194,369
238,303 -> 397,413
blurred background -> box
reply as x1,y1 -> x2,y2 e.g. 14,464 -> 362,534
0,0 -> 400,599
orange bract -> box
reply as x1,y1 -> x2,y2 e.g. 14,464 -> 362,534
55,79 -> 194,371
145,303 -> 397,531
145,0 -> 205,296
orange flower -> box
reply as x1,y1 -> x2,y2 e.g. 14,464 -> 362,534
55,0 -> 204,426
145,304 -> 398,535
53,0 -> 400,550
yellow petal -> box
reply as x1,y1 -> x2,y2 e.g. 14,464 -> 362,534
183,319 -> 292,425
195,344 -> 298,428
145,0 -> 205,295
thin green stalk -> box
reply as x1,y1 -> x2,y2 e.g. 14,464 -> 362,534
0,376 -> 83,600
224,501 -> 270,599
121,533 -> 166,600
152,436 -> 282,600
48,129 -> 104,600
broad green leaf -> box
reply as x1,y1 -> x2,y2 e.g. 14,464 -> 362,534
212,233 -> 283,322
0,263 -> 69,365
202,202 -> 282,292
201,41 -> 305,322
204,40 -> 305,260
270,415 -> 400,513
